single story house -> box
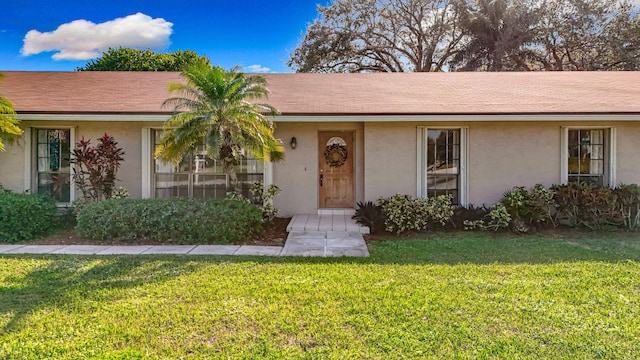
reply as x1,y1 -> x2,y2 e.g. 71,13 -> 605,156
0,71 -> 639,216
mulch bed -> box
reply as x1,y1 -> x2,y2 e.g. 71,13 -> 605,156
28,217 -> 291,247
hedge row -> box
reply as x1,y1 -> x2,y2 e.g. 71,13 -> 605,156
0,192 -> 58,242
75,198 -> 263,244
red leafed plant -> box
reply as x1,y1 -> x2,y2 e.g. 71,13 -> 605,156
72,133 -> 125,202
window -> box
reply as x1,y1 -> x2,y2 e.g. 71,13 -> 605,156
33,129 -> 72,203
417,127 -> 467,206
152,130 -> 263,199
562,127 -> 615,187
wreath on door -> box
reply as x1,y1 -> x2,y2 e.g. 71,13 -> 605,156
324,143 -> 348,167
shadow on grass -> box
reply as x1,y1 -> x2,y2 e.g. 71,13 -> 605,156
0,256 -> 202,334
1,231 -> 639,334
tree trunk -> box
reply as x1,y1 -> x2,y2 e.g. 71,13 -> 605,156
226,164 -> 239,194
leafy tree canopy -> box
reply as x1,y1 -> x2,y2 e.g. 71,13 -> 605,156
289,0 -> 640,72
77,48 -> 210,71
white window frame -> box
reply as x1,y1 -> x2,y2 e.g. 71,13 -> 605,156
416,127 -> 468,206
141,127 -> 272,198
26,126 -> 76,204
560,126 -> 616,186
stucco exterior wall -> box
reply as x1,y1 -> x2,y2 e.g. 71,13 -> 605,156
615,123 -> 640,186
361,120 -> 638,207
363,122 -> 417,200
3,119 -> 640,216
0,121 -> 147,198
76,121 -> 146,198
467,121 -> 561,205
0,134 -> 27,192
273,122 -> 364,216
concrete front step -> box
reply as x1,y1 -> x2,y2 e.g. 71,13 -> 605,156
281,231 -> 369,257
286,214 -> 370,234
317,208 -> 356,216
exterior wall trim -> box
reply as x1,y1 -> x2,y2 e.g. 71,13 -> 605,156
274,114 -> 640,123
17,113 -> 640,123
141,127 -> 152,198
17,114 -> 172,122
23,128 -> 31,193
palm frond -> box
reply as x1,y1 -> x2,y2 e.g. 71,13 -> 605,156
157,63 -> 283,179
0,95 -> 23,151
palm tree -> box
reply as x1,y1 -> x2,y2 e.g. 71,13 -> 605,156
155,63 -> 284,193
0,73 -> 23,152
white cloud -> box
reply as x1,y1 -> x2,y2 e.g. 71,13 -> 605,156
21,13 -> 173,60
245,64 -> 271,73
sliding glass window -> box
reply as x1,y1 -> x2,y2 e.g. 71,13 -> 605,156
153,130 -> 263,199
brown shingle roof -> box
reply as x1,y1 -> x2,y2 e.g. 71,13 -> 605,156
1,71 -> 639,115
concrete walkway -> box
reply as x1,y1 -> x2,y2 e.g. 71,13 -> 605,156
0,214 -> 370,258
0,244 -> 285,256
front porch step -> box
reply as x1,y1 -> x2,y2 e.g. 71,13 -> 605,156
317,208 -> 356,216
287,214 -> 370,235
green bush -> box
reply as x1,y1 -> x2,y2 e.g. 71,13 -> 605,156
0,192 -> 58,242
75,198 -> 263,243
500,184 -> 556,232
352,201 -> 385,234
249,182 -> 282,223
449,204 -> 490,229
376,194 -> 454,234
463,203 -> 512,231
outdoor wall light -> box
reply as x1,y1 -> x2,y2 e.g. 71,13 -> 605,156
290,137 -> 298,149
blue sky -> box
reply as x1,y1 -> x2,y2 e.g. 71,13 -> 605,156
1,0 -> 326,72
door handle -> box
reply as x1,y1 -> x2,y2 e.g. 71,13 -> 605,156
320,174 -> 323,187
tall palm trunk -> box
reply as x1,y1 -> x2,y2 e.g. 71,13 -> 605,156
220,141 -> 240,194
223,160 -> 240,194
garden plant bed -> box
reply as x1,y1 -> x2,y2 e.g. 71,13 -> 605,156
28,217 -> 291,247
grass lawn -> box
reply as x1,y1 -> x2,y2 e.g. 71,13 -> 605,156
1,231 -> 640,359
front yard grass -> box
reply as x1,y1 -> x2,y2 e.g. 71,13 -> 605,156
1,231 -> 639,359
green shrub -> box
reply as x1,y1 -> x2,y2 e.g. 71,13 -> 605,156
463,203 -> 512,231
376,194 -> 454,234
450,204 -> 490,229
500,184 -> 556,232
249,182 -> 282,223
75,198 -> 263,243
110,186 -> 130,199
486,203 -> 513,231
0,192 -> 58,242
352,201 -> 385,234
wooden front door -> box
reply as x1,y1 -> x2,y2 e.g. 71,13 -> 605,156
319,131 -> 354,208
